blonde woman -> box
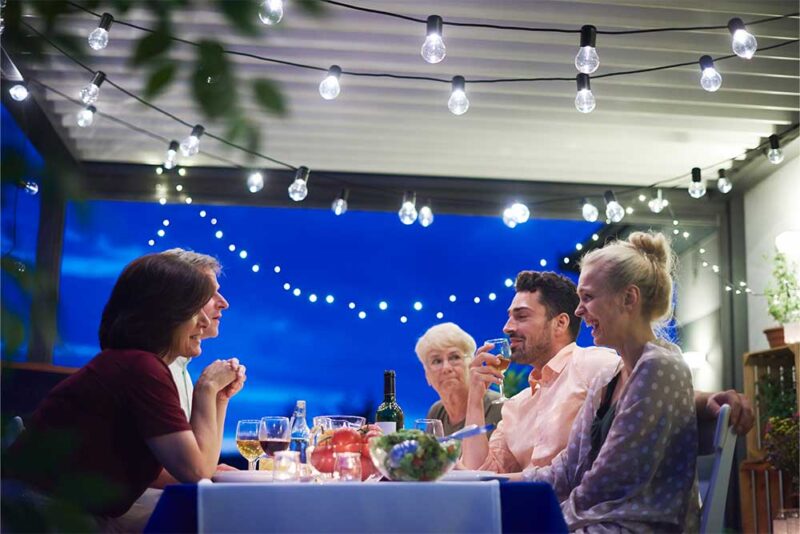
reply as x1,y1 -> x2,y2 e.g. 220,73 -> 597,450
521,232 -> 698,532
415,323 -> 503,436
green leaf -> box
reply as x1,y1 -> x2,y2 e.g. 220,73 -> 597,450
296,0 -> 328,16
131,26 -> 173,66
216,0 -> 260,36
225,117 -> 262,158
192,41 -> 236,119
143,61 -> 177,99
252,79 -> 287,116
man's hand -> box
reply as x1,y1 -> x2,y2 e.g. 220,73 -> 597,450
703,390 -> 754,435
468,344 -> 504,397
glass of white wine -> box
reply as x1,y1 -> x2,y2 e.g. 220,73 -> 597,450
484,338 -> 512,404
236,419 -> 262,471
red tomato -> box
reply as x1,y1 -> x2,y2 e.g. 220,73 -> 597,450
364,430 -> 382,441
310,447 -> 334,473
332,428 -> 362,453
361,441 -> 372,458
360,455 -> 377,481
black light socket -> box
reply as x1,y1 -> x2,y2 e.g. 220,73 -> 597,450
691,167 -> 702,182
579,25 -> 597,48
327,65 -> 342,79
451,75 -> 465,92
168,140 -> 179,152
727,17 -> 745,35
769,134 -> 780,150
699,55 -> 714,71
295,166 -> 310,182
190,125 -> 204,139
576,73 -> 591,92
603,190 -> 616,204
91,71 -> 106,87
98,13 -> 114,31
426,15 -> 443,37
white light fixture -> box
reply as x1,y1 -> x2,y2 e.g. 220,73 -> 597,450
88,13 -> 113,50
698,55 -> 722,92
76,105 -> 96,127
9,84 -> 29,101
418,204 -> 434,227
575,25 -> 599,74
509,202 -> 530,224
332,189 -> 349,216
421,15 -> 446,64
288,166 -> 310,201
164,140 -> 179,169
688,167 -> 706,198
448,75 -> 469,115
247,171 -> 264,193
399,192 -> 418,225
319,65 -> 342,100
603,190 -> 624,223
502,208 -> 518,229
178,167 -> 187,177
728,17 -> 757,59
79,71 -> 106,105
379,301 -> 388,311
180,124 -> 204,157
413,301 -> 423,311
449,294 -> 457,302
717,169 -> 732,194
767,135 -> 784,164
581,198 -> 598,222
504,278 -> 513,287
647,189 -> 669,213
259,0 -> 284,25
21,181 -> 38,195
575,73 -> 596,113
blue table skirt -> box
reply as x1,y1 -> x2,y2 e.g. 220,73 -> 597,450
145,481 -> 566,534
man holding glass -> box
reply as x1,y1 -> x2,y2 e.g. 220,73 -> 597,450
461,270 -> 754,473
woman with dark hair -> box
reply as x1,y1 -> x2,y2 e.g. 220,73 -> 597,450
4,253 -> 245,529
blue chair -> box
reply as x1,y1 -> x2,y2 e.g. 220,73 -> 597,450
699,404 -> 736,534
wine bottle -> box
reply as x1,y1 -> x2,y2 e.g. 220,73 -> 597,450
375,370 -> 404,433
289,400 -> 310,463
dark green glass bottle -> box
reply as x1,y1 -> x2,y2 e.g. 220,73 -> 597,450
375,370 -> 404,432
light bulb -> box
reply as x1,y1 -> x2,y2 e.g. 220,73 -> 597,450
603,190 -> 624,223
575,74 -> 595,113
688,168 -> 706,198
509,202 -> 530,224
164,141 -> 179,170
319,65 -> 341,100
728,18 -> 757,59
448,76 -> 469,115
418,205 -> 434,227
178,167 -> 187,177
76,105 -> 96,127
717,169 -> 732,194
767,135 -> 784,164
502,208 -> 518,228
647,189 -> 669,213
288,166 -> 309,201
698,55 -> 722,92
247,171 -> 264,193
88,13 -> 113,51
575,25 -> 599,74
332,197 -> 348,216
259,0 -> 283,25
79,72 -> 105,105
399,192 -> 417,225
581,199 -> 598,222
421,15 -> 446,64
180,125 -> 204,157
9,84 -> 29,101
22,181 -> 39,195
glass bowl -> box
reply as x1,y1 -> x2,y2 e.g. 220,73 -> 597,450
368,429 -> 460,482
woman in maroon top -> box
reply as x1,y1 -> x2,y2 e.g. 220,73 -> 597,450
5,253 -> 246,526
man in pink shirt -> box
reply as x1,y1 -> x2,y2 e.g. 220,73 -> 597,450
461,271 -> 753,473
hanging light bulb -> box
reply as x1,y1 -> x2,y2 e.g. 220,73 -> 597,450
398,192 -> 418,225
509,202 -> 530,224
647,189 -> 669,213
319,65 -> 342,100
247,171 -> 264,193
688,167 -> 706,198
163,140 -> 179,170
288,166 -> 310,201
179,125 -> 204,157
20,180 -> 39,195
9,84 -> 29,101
79,71 -> 106,105
448,76 -> 469,115
76,105 -> 96,127
698,55 -> 722,92
502,208 -> 518,228
575,73 -> 595,113
418,204 -> 434,227
259,0 -> 284,25
767,134 -> 784,164
575,25 -> 599,74
604,190 -> 624,223
332,189 -> 349,216
717,169 -> 733,194
88,13 -> 113,51
421,15 -> 446,64
728,18 -> 757,59
581,198 -> 598,222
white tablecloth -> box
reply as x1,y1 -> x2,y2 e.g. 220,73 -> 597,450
197,480 -> 502,533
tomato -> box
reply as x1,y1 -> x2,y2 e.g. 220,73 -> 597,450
310,446 -> 335,473
361,441 -> 372,458
360,455 -> 377,481
332,428 -> 362,453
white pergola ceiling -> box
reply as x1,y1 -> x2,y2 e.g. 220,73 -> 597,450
15,0 -> 800,188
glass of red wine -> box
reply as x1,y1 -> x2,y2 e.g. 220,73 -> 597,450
259,416 -> 291,460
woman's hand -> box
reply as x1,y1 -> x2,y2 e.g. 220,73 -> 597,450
218,358 -> 246,401
196,359 -> 237,393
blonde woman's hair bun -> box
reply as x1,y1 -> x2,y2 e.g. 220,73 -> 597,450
628,231 -> 671,272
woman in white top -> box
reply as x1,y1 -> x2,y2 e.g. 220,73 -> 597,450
523,231 -> 698,533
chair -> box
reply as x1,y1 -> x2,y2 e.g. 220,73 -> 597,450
2,416 -> 25,450
699,404 -> 736,534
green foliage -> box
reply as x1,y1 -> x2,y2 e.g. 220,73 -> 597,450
763,413 -> 799,485
253,78 -> 287,116
764,250 -> 800,324
131,24 -> 173,66
143,61 -> 177,99
216,0 -> 261,36
503,363 -> 532,398
757,374 -> 797,422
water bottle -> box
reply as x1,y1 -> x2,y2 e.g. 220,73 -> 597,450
289,400 -> 310,463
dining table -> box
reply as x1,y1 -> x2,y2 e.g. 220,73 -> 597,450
145,479 -> 567,533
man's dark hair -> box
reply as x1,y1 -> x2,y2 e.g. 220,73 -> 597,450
515,271 -> 580,340
99,254 -> 215,355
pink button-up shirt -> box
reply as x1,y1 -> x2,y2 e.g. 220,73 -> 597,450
479,342 -> 619,473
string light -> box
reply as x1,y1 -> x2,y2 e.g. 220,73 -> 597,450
717,169 -> 732,194
21,181 -> 38,195
179,124 -> 204,157
247,171 -> 264,193
79,71 -> 105,105
728,17 -> 757,59
688,167 -> 706,198
448,76 -> 469,115
502,208 -> 518,229
575,74 -> 595,113
767,134 -> 784,164
288,166 -> 310,201
76,105 -> 96,127
698,55 -> 722,92
418,203 -> 434,227
575,25 -> 599,74
319,65 -> 342,100
259,0 -> 283,25
155,167 -> 163,175
87,12 -> 113,50
647,189 -> 669,213
164,140 -> 179,169
398,192 -> 418,225
178,167 -> 187,177
581,198 -> 598,222
332,189 -> 349,216
421,15 -> 446,64
9,84 -> 29,101
603,190 -> 624,223
509,202 -> 530,224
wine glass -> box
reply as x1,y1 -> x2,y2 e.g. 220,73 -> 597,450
484,338 -> 512,404
414,418 -> 444,438
235,419 -> 262,471
259,416 -> 290,460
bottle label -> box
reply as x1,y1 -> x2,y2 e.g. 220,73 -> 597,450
375,422 -> 396,434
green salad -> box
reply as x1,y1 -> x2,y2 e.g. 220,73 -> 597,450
370,429 -> 461,481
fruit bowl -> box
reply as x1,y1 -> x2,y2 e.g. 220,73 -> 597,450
368,429 -> 460,482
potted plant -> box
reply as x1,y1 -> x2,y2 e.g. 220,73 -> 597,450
758,377 -> 799,507
764,250 -> 800,347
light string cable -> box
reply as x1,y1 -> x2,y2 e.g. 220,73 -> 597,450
64,1 -> 798,85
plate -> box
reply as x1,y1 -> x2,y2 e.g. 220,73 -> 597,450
211,470 -> 273,483
439,470 -> 509,482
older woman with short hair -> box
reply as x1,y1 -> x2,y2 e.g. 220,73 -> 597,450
416,323 -> 502,436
